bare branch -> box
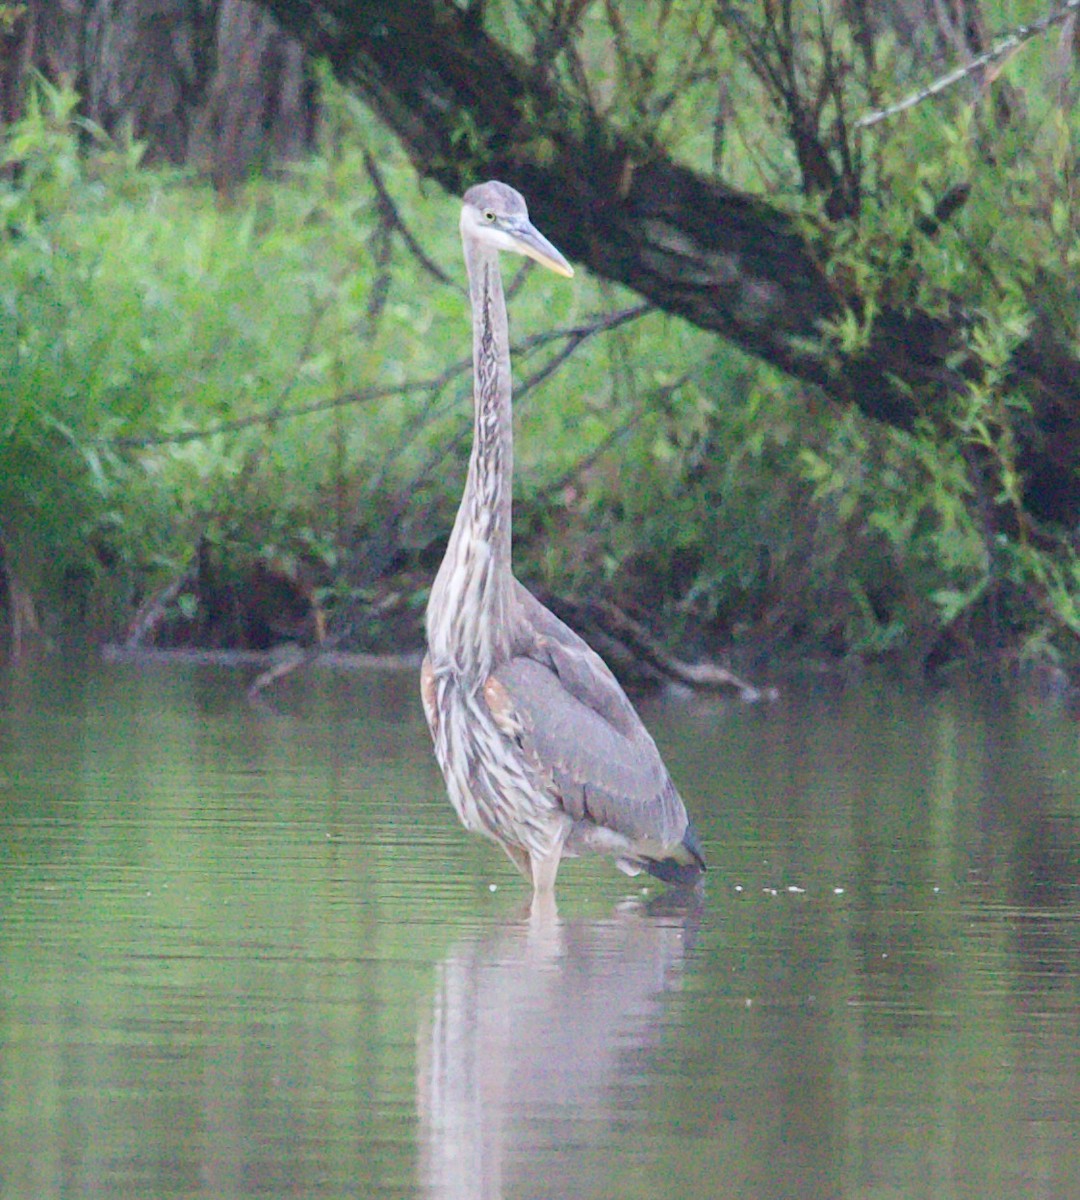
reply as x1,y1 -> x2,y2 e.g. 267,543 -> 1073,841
363,149 -> 458,288
112,366 -> 472,450
859,0 -> 1080,128
368,301 -> 652,500
109,305 -> 650,450
530,368 -> 696,508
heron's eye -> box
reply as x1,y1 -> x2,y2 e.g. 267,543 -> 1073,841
483,209 -> 496,223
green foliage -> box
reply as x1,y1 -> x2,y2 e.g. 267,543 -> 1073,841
0,75 -> 388,632
0,74 -> 669,645
3,2 -> 1080,673
456,1 -> 1080,672
795,12 -> 1080,664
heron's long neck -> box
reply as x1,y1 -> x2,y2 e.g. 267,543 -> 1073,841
427,241 -> 514,679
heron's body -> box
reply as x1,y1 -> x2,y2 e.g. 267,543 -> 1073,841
422,181 -> 704,895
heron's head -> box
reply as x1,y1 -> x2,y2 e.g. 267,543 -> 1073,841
461,181 -> 574,278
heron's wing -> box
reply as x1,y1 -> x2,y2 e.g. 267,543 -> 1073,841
420,653 -> 438,738
489,583 -> 695,854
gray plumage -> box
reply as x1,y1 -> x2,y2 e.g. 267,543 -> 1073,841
422,181 -> 705,895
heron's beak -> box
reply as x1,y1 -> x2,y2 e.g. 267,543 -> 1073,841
512,220 -> 575,278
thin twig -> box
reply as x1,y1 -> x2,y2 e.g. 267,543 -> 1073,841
363,150 -> 458,288
531,368 -> 696,507
111,306 -> 650,450
364,196 -> 394,328
858,0 -> 1080,128
358,304 -> 651,523
231,286 -> 340,499
245,304 -> 654,695
113,366 -> 470,449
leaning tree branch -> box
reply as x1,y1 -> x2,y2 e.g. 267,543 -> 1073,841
250,0 -> 1080,524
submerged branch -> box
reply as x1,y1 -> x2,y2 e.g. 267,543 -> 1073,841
124,566 -> 198,648
594,599 -> 773,703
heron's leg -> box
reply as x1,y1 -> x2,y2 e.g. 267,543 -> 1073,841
528,816 -> 572,895
529,852 -> 561,895
528,885 -> 559,928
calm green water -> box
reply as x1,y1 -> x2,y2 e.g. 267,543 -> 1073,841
1,660 -> 1078,1199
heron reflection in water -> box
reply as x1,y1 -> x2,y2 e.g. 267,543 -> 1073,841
417,898 -> 699,1200
422,182 -> 705,899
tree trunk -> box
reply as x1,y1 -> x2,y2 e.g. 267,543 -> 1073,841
0,0 -> 314,184
250,0 -> 1080,526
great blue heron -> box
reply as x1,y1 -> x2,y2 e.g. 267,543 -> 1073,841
421,181 -> 705,896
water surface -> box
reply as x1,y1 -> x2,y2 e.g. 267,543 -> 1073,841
1,660 -> 1077,1198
